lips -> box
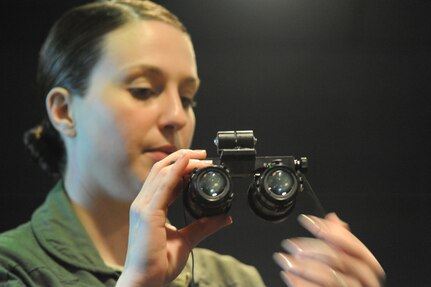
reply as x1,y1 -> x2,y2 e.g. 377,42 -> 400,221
144,145 -> 177,162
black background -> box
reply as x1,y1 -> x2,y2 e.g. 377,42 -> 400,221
1,1 -> 430,286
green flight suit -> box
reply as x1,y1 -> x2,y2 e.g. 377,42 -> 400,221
0,182 -> 265,286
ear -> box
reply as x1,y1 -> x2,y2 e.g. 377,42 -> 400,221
45,87 -> 76,138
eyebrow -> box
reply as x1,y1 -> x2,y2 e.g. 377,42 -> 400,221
123,64 -> 200,89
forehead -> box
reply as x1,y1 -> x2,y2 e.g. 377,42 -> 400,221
98,20 -> 197,76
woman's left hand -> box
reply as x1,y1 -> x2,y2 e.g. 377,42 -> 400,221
273,213 -> 385,287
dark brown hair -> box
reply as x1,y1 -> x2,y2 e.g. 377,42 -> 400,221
23,0 -> 188,177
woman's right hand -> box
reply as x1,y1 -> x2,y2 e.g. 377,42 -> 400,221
117,149 -> 232,287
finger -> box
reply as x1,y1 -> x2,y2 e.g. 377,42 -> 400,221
145,149 -> 207,184
274,253 -> 338,286
160,149 -> 207,165
141,157 -> 212,198
274,253 -> 363,287
325,212 -> 350,230
178,215 -> 233,248
136,150 -> 193,202
282,238 -> 342,268
170,158 -> 213,198
183,158 -> 214,174
298,214 -> 385,278
138,153 -> 213,209
281,271 -> 362,287
338,252 -> 382,287
167,178 -> 186,207
282,239 -> 382,287
148,158 -> 213,206
166,158 -> 214,206
142,149 -> 210,197
331,270 -> 363,287
148,152 -> 191,209
280,271 -> 319,287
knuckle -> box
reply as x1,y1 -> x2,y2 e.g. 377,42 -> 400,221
130,201 -> 144,214
152,161 -> 163,170
178,149 -> 189,156
159,166 -> 170,177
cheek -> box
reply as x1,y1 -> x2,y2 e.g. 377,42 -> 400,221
76,94 -> 141,152
111,103 -> 159,147
71,100 -> 130,181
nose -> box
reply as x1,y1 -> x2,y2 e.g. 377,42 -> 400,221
158,88 -> 189,133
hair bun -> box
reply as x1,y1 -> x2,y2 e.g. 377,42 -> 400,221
23,119 -> 65,177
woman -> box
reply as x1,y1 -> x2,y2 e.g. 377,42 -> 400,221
0,1 -> 385,286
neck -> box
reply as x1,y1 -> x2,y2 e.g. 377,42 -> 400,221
65,173 -> 131,267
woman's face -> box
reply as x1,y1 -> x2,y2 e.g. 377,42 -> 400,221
69,20 -> 199,201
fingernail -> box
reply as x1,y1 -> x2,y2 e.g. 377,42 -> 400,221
194,149 -> 206,153
227,215 -> 233,225
165,222 -> 178,231
215,214 -> 233,225
298,214 -> 321,234
281,239 -> 303,254
190,159 -> 213,164
273,253 -> 293,270
173,153 -> 186,164
198,214 -> 233,227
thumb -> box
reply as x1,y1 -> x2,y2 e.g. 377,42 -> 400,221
179,215 -> 233,248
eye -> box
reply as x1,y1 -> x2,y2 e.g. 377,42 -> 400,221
128,88 -> 157,100
181,97 -> 197,109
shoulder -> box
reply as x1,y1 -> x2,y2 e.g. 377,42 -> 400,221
0,223 -> 38,263
0,223 -> 46,269
0,223 -> 39,286
193,248 -> 266,287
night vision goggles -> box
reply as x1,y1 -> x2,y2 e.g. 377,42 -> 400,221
183,130 -> 309,222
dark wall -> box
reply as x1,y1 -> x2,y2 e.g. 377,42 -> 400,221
1,1 -> 430,286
